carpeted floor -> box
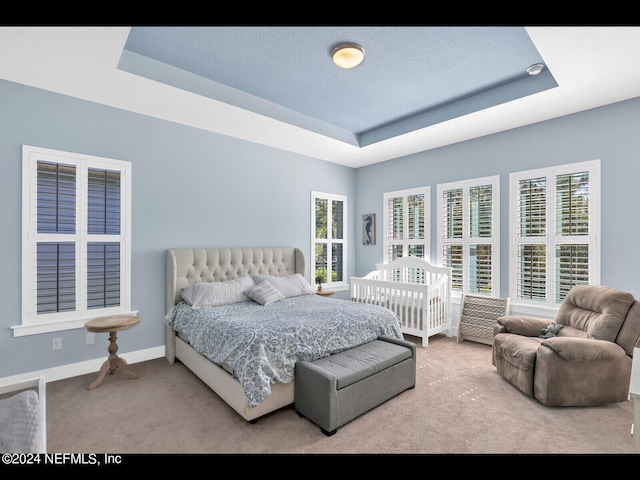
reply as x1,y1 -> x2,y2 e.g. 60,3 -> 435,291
46,335 -> 636,454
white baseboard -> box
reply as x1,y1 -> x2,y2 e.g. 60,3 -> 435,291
0,346 -> 166,388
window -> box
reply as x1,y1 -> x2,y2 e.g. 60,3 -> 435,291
437,176 -> 499,297
18,145 -> 132,336
311,191 -> 347,290
382,187 -> 430,264
509,160 -> 600,309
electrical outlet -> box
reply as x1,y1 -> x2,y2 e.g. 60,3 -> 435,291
86,332 -> 95,345
52,338 -> 62,350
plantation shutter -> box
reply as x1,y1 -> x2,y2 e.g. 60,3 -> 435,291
511,162 -> 598,307
441,188 -> 463,290
517,177 -> 547,300
21,145 -> 132,336
36,161 -> 77,314
386,195 -> 404,262
384,188 -> 429,264
438,177 -> 498,297
555,171 -> 590,302
468,184 -> 493,294
87,168 -> 121,309
407,193 -> 426,258
34,162 -> 124,315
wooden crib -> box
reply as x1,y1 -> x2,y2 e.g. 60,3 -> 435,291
351,256 -> 452,347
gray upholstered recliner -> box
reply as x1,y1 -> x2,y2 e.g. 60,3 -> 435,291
492,284 -> 640,406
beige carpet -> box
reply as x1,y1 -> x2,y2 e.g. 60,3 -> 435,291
46,335 -> 636,454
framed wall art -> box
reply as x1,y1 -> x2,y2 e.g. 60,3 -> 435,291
362,213 -> 376,245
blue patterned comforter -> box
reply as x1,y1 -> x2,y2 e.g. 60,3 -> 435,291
165,294 -> 403,407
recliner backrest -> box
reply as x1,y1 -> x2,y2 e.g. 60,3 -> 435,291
616,299 -> 640,356
556,285 -> 634,342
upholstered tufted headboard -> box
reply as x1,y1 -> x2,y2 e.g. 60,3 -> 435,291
165,247 -> 306,313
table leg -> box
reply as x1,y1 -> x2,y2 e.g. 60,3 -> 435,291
117,356 -> 138,379
87,329 -> 138,390
88,358 -> 112,390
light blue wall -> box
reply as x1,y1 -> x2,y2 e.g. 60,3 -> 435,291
0,79 -> 356,378
354,97 -> 640,300
2,77 -> 640,381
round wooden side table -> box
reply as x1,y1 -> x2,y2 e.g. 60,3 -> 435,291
316,290 -> 334,297
85,313 -> 140,390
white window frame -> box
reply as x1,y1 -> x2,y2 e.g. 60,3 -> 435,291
437,175 -> 500,298
16,145 -> 133,336
311,191 -> 347,291
383,187 -> 430,263
508,159 -> 600,316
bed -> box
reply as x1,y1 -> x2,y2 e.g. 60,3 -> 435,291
350,256 -> 452,347
164,247 -> 403,422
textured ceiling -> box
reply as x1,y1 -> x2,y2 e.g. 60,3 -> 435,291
2,27 -> 640,167
120,26 -> 556,147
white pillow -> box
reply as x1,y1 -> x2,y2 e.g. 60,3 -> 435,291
251,273 -> 315,298
244,280 -> 285,306
181,276 -> 255,308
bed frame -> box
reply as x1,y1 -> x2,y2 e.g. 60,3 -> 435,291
165,247 -> 306,422
350,256 -> 452,347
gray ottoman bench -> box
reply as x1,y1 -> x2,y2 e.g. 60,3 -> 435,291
294,335 -> 416,436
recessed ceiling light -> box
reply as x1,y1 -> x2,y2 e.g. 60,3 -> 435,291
527,63 -> 545,76
332,43 -> 365,69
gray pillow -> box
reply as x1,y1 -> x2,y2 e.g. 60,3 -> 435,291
244,280 -> 285,306
181,276 -> 255,308
251,273 -> 315,298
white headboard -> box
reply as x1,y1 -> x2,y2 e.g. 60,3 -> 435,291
165,247 -> 306,313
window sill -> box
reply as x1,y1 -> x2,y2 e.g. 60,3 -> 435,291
322,284 -> 349,293
451,294 -> 558,320
508,302 -> 558,320
12,310 -> 139,337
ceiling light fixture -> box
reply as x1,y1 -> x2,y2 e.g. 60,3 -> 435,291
527,63 -> 545,76
332,43 -> 365,69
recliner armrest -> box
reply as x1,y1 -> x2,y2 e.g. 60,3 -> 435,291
495,316 -> 550,337
540,337 -> 627,361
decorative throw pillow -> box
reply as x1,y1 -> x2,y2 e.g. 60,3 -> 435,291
181,276 -> 255,308
251,273 -> 315,298
244,280 -> 285,306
